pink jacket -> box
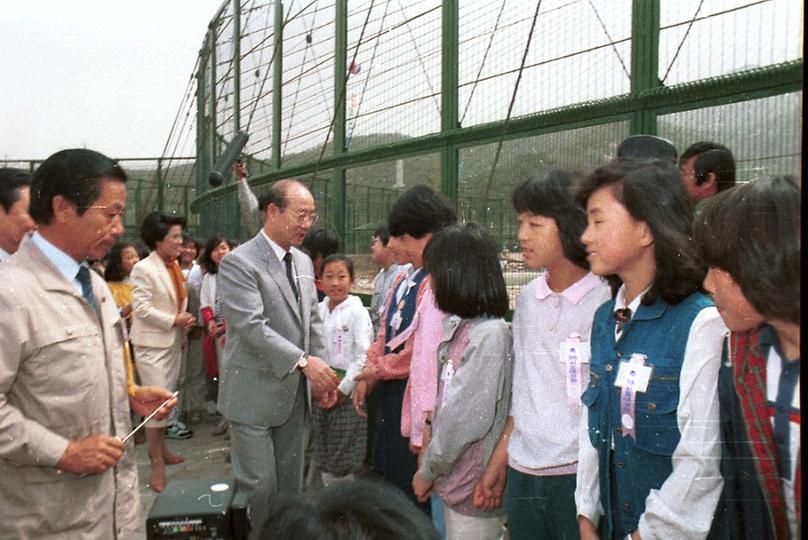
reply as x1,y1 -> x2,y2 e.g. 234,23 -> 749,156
401,281 -> 446,448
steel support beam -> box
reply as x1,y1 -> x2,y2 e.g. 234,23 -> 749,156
440,0 -> 459,204
233,0 -> 242,133
272,0 -> 283,169
330,0 -> 348,239
630,0 -> 661,135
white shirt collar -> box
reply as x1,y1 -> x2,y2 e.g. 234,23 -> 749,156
0,246 -> 9,262
614,284 -> 649,313
260,228 -> 290,262
534,271 -> 603,304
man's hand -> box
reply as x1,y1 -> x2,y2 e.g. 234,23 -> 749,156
412,471 -> 433,503
578,516 -> 600,540
56,435 -> 125,475
472,461 -> 507,511
301,355 -> 339,396
233,161 -> 247,180
129,386 -> 177,419
174,312 -> 196,330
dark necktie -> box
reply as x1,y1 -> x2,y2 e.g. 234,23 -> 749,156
77,266 -> 96,308
283,252 -> 299,301
614,307 -> 632,334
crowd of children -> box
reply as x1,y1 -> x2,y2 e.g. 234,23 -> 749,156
260,155 -> 797,540
341,158 -> 799,540
75,149 -> 798,539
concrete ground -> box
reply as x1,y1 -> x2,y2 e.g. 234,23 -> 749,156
123,416 -> 232,539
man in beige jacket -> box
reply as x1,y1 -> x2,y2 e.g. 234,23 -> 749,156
0,149 -> 176,538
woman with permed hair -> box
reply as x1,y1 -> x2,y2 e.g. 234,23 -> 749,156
130,211 -> 197,492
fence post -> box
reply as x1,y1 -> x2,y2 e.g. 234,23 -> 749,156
440,0 -> 459,206
272,0 -> 283,170
330,0 -> 348,241
630,0 -> 661,135
233,0 -> 241,134
208,22 -> 218,162
195,42 -> 207,199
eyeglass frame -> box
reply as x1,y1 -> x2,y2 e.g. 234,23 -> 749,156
280,207 -> 319,225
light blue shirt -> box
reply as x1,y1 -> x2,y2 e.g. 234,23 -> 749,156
30,232 -> 87,296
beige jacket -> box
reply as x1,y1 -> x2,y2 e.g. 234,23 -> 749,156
0,240 -> 139,539
130,250 -> 186,349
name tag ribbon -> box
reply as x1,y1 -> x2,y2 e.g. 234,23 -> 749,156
614,353 -> 652,441
562,333 -> 590,406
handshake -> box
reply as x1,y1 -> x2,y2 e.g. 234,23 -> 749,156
298,354 -> 341,409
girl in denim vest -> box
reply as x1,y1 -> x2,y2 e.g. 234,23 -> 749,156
573,159 -> 727,540
411,223 -> 512,540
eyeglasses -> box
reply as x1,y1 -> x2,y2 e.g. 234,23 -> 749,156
283,208 -> 319,225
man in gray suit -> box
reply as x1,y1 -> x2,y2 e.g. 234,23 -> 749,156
217,179 -> 339,537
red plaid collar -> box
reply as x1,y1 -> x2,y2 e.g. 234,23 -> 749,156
732,329 -> 800,539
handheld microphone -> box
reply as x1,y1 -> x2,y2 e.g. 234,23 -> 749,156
209,131 -> 249,186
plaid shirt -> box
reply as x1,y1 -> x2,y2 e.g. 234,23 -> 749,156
730,329 -> 801,539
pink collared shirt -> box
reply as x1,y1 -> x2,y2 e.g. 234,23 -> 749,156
508,271 -> 611,474
401,280 -> 446,448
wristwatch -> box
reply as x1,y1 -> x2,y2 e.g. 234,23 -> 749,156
297,353 -> 309,370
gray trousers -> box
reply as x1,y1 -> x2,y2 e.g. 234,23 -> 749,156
229,378 -> 308,539
179,335 -> 207,417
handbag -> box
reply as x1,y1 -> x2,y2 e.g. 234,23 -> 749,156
202,333 -> 219,378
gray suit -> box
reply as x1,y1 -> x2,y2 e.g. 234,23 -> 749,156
217,231 -> 326,535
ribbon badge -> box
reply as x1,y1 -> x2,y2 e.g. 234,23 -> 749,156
614,353 -> 651,441
563,333 -> 589,406
334,326 -> 346,361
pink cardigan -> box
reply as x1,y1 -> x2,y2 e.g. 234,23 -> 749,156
400,280 -> 446,448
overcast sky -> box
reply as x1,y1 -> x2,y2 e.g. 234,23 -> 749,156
0,0 -> 225,160
1,1 -> 800,163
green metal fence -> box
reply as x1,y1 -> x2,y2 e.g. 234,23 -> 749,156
6,1 -> 802,302
8,1 -> 803,264
185,0 -> 801,250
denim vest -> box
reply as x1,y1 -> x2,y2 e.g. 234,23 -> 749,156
582,292 -> 713,538
383,269 -> 426,354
